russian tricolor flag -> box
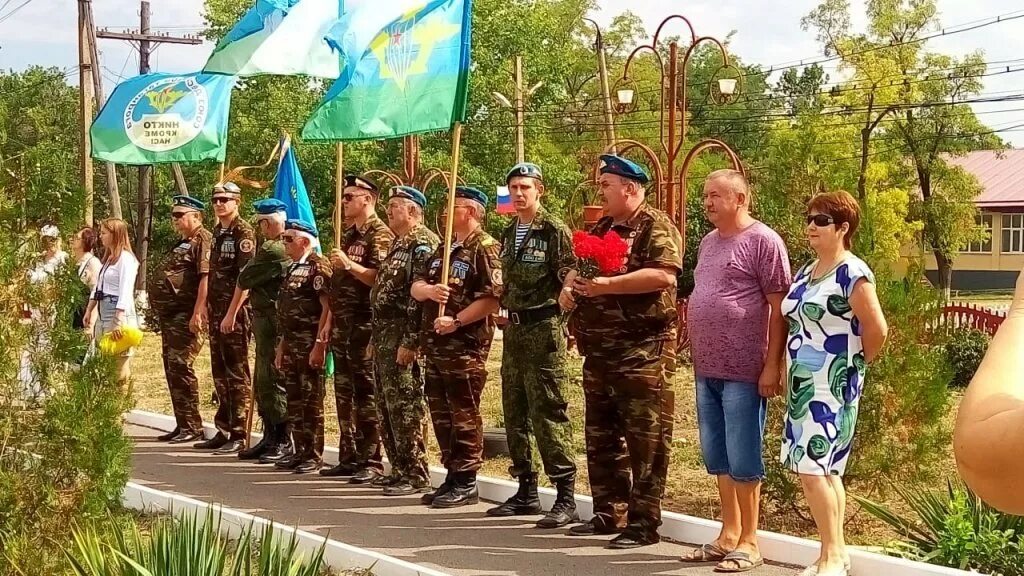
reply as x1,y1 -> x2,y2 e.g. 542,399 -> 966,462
496,186 -> 515,215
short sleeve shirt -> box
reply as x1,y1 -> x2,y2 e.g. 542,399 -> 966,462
414,227 -> 502,353
209,217 -> 256,317
149,226 -> 212,318
574,203 -> 683,354
278,255 -> 332,336
688,221 -> 792,383
330,214 -> 394,318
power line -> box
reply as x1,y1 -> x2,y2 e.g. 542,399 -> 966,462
0,0 -> 36,24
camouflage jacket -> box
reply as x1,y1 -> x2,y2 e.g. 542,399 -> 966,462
237,238 -> 290,316
498,207 -> 577,312
574,203 -> 682,354
414,227 -> 502,354
277,253 -> 333,339
149,226 -> 212,319
208,216 -> 257,319
371,223 -> 440,350
329,213 -> 394,320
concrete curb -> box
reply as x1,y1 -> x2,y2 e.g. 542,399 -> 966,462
128,409 -> 971,576
123,481 -> 450,576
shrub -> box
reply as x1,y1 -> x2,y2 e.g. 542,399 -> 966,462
0,218 -> 133,572
945,327 -> 989,388
763,269 -> 953,521
855,479 -> 1024,575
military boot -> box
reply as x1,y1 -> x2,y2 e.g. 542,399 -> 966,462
431,471 -> 479,509
238,418 -> 274,460
421,471 -> 453,505
259,425 -> 293,464
536,477 -> 579,529
486,473 -> 542,517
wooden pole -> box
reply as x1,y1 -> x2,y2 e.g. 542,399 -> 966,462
78,0 -> 96,226
218,162 -> 226,183
334,142 -> 344,247
438,123 -> 464,318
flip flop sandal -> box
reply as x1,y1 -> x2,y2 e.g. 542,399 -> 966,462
715,550 -> 765,573
681,542 -> 731,563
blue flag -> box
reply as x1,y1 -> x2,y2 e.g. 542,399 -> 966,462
273,136 -> 319,235
91,72 -> 235,165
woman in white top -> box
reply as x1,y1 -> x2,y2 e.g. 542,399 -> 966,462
83,218 -> 139,382
71,227 -> 102,331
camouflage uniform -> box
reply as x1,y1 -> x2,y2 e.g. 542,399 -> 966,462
329,214 -> 394,470
573,203 -> 682,542
149,226 -> 212,434
208,216 -> 257,440
370,223 -> 440,485
237,238 -> 290,427
277,254 -> 333,462
416,227 -> 502,473
498,207 -> 577,483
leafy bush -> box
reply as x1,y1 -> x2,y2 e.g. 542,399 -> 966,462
0,211 -> 133,572
945,327 -> 989,388
64,510 -> 328,576
764,269 -> 953,520
855,479 -> 1024,575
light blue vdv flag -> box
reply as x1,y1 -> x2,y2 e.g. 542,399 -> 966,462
273,135 -> 319,236
91,72 -> 234,165
203,0 -> 343,78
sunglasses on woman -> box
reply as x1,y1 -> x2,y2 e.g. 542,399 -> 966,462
806,214 -> 835,227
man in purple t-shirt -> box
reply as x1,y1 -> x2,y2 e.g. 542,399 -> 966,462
683,169 -> 791,571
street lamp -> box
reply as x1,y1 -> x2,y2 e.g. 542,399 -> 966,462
493,55 -> 542,164
601,14 -> 746,242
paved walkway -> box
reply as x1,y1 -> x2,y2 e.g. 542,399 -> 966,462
130,424 -> 794,576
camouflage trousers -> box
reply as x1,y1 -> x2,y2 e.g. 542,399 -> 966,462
372,319 -> 429,483
252,312 -> 288,426
209,307 -> 252,440
332,316 -> 381,471
424,349 -> 488,473
501,317 -> 576,483
159,312 -> 204,433
281,333 -> 325,462
582,340 -> 676,540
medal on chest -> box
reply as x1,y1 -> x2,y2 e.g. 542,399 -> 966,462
521,237 -> 549,263
347,243 -> 366,264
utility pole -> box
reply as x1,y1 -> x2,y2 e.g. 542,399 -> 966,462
588,20 -> 617,151
77,0 -> 96,226
493,55 -> 542,165
82,0 -> 122,220
97,0 -> 201,293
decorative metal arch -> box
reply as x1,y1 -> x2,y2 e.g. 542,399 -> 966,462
597,139 -> 667,209
677,138 -> 745,256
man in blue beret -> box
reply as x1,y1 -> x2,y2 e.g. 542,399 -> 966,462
412,186 -> 503,508
561,153 -> 683,549
274,219 -> 333,473
488,162 -> 579,528
369,186 -> 440,496
322,174 -> 394,482
225,198 -> 294,462
148,195 -> 213,444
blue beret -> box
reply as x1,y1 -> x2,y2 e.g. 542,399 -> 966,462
172,195 -> 205,211
389,185 -> 426,208
505,162 -> 543,184
285,219 -> 318,238
252,198 -> 287,215
455,186 -> 488,208
599,154 -> 650,185
343,174 -> 379,194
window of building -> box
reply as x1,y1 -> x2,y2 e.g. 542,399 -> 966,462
963,214 -> 993,253
1002,214 -> 1024,254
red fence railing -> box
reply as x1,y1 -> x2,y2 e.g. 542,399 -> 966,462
940,302 -> 1007,336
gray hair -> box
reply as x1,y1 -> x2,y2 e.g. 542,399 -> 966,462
706,169 -> 750,197
467,201 -> 485,221
258,211 -> 287,227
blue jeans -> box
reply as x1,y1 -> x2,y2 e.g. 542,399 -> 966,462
695,375 -> 767,483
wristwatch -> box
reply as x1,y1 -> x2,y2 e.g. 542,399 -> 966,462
344,261 -> 353,271
453,317 -> 463,329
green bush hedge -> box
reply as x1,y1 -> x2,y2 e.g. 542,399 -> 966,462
945,327 -> 989,388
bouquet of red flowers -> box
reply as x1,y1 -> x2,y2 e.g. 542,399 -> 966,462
572,230 -> 629,279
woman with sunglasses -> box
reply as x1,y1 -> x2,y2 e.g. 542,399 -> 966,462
780,191 -> 888,576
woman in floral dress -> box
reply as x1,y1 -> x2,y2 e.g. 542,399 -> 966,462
780,191 -> 888,576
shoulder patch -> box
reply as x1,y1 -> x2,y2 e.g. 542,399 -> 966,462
239,238 -> 255,253
313,275 -> 324,291
378,249 -> 388,261
491,269 -> 503,286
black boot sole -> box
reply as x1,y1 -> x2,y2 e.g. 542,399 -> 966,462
431,495 -> 480,509
485,504 -> 543,517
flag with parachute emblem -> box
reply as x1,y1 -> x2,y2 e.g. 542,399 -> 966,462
301,0 -> 472,141
90,72 -> 234,165
203,0 -> 343,78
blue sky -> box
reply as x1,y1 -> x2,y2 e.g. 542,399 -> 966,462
1,0 -> 1021,145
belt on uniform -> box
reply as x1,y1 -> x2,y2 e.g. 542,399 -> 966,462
507,305 -> 560,325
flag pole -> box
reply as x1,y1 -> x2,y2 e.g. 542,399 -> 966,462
335,142 -> 344,247
438,122 -> 463,318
